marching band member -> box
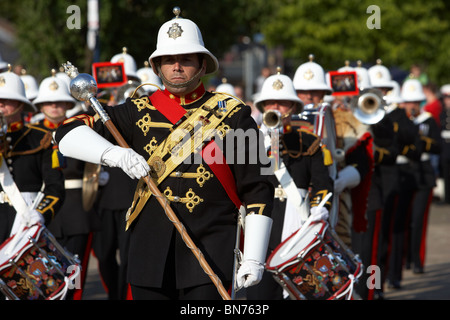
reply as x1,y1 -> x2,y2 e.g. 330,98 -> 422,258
0,68 -> 65,254
246,68 -> 333,300
386,79 -> 440,289
32,70 -> 97,300
55,7 -> 273,300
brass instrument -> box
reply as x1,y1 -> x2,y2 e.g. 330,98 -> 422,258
116,80 -> 147,104
262,110 -> 290,129
82,162 -> 101,211
350,88 -> 386,125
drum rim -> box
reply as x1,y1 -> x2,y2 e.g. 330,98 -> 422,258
0,223 -> 42,270
266,220 -> 327,270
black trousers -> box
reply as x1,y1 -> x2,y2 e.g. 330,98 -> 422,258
92,208 -> 130,300
129,231 -> 229,300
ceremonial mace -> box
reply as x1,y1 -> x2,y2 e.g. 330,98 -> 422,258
62,62 -> 232,300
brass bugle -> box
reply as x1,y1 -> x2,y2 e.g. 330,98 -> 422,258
262,110 -> 289,129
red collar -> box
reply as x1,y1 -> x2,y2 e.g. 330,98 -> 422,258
43,118 -> 64,130
162,83 -> 206,105
7,121 -> 24,133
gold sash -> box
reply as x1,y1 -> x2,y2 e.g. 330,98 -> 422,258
125,94 -> 241,230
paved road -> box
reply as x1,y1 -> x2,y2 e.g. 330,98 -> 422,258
81,202 -> 450,300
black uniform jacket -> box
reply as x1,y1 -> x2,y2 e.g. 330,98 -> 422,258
34,118 -> 96,238
405,112 -> 441,190
0,121 -> 65,242
55,84 -> 274,289
268,128 -> 333,250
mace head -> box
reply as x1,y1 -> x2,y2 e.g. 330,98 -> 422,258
61,61 -> 98,101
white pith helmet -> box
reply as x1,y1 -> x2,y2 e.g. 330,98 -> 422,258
20,69 -> 39,101
368,59 -> 393,89
401,78 -> 426,102
354,60 -> 372,90
111,47 -> 138,79
33,69 -> 76,107
0,67 -> 36,112
136,61 -> 163,92
384,80 -> 403,105
254,67 -> 304,112
441,84 -> 450,96
148,7 -> 219,76
56,67 -> 72,90
338,60 -> 354,72
293,54 -> 333,94
215,78 -> 236,96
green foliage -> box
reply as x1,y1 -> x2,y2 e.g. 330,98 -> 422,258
1,0 -> 449,85
259,0 -> 450,84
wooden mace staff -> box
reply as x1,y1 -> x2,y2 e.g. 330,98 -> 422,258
62,62 -> 231,300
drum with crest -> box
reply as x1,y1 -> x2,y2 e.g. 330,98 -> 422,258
0,223 -> 80,300
266,219 -> 362,300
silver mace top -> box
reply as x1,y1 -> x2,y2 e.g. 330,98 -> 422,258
61,61 -> 110,123
62,61 -> 98,102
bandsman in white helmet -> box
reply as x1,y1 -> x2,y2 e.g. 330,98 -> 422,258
366,62 -> 418,299
55,7 -> 273,300
368,59 -> 394,94
32,69 -> 95,299
0,67 -> 65,254
293,54 -> 333,106
246,67 -> 333,300
384,79 -> 440,290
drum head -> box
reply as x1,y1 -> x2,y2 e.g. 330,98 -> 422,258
0,224 -> 41,270
267,221 -> 326,270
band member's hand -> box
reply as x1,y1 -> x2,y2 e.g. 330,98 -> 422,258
310,206 -> 329,222
101,146 -> 150,179
27,209 -> 45,226
236,259 -> 264,289
334,165 -> 361,193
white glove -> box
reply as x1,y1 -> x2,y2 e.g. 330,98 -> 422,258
236,214 -> 272,290
101,146 -> 150,179
310,206 -> 329,222
27,209 -> 45,225
10,209 -> 44,236
334,165 -> 361,194
236,260 -> 264,289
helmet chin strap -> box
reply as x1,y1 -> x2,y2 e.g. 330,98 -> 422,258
157,65 -> 204,89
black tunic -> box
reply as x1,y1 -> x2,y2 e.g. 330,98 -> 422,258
55,87 -> 274,289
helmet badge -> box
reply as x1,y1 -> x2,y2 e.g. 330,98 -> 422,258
167,22 -> 183,40
303,69 -> 314,80
0,76 -> 5,87
272,79 -> 284,91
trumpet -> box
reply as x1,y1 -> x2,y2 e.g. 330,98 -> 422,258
350,88 -> 386,125
262,110 -> 290,129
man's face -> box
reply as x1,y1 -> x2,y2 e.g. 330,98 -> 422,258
159,53 -> 206,95
0,98 -> 23,122
401,101 -> 421,118
296,90 -> 325,105
40,101 -> 72,123
263,100 -> 295,127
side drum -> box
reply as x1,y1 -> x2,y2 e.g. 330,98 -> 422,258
266,220 -> 362,300
0,223 -> 80,300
